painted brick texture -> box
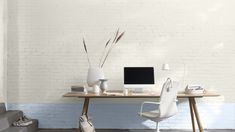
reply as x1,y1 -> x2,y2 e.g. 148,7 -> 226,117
5,0 -> 235,129
7,0 -> 235,103
0,0 -> 4,101
8,103 -> 235,129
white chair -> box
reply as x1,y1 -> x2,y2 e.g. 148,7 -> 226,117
139,78 -> 179,132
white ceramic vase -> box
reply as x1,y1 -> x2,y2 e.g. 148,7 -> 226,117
87,67 -> 105,93
99,79 -> 108,93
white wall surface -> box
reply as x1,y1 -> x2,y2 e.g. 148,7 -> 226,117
0,0 -> 5,102
7,0 -> 235,103
8,103 -> 235,129
6,0 -> 235,129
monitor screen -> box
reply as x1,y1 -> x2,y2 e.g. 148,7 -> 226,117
124,67 -> 155,84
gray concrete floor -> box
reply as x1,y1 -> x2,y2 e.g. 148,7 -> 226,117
38,129 -> 235,132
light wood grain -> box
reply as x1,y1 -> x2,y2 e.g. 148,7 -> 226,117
191,98 -> 204,132
189,99 -> 196,132
63,90 -> 219,98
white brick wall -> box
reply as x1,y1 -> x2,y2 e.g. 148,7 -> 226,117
7,0 -> 235,103
8,102 -> 235,129
0,0 -> 4,101
5,0 -> 235,129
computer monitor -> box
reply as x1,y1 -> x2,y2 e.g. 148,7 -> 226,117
124,67 -> 155,89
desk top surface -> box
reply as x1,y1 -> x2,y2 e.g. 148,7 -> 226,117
63,90 -> 220,98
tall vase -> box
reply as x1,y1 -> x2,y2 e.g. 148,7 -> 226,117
87,67 -> 105,93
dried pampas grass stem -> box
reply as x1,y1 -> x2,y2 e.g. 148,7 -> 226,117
82,28 -> 125,68
83,38 -> 91,66
100,30 -> 125,68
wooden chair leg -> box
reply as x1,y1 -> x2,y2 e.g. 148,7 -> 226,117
189,98 -> 196,132
191,98 -> 204,132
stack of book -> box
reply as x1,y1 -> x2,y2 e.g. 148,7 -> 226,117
71,85 -> 85,93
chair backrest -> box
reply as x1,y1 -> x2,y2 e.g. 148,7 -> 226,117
159,78 -> 179,118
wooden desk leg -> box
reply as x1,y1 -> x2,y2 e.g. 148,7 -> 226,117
82,98 -> 90,116
189,98 -> 196,132
78,97 -> 90,132
191,98 -> 204,132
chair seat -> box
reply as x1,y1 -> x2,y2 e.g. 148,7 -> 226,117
138,79 -> 179,132
139,109 -> 160,119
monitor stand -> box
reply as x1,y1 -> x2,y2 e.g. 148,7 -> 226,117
129,88 -> 144,93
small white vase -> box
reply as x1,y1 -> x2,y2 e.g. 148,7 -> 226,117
93,85 -> 100,94
87,67 -> 105,93
99,79 -> 108,93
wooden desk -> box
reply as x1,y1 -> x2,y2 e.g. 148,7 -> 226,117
63,91 -> 219,132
